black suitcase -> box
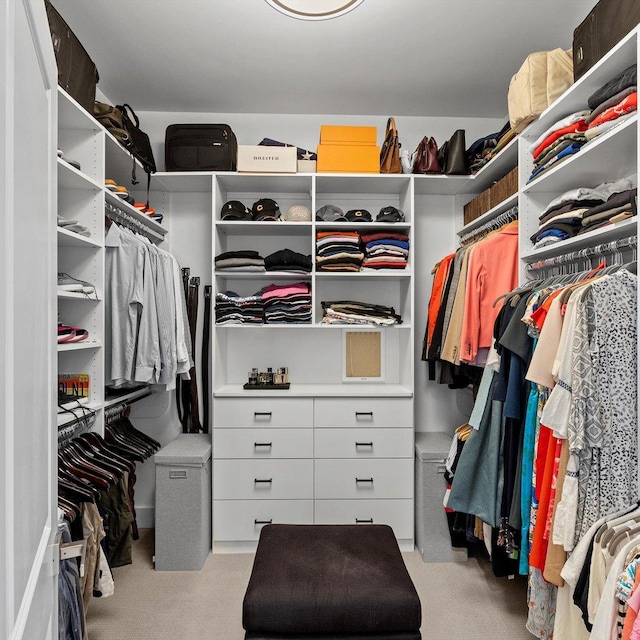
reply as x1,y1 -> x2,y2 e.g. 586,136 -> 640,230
45,0 -> 99,114
573,0 -> 640,81
165,124 -> 237,172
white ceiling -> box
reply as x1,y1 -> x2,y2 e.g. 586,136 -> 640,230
51,0 -> 595,118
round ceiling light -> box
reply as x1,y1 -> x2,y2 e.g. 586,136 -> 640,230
265,0 -> 365,20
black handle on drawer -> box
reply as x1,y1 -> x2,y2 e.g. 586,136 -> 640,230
355,477 -> 374,483
356,518 -> 374,524
254,412 -> 272,417
254,478 -> 273,484
355,441 -> 374,447
355,411 -> 373,418
254,442 -> 273,448
254,519 -> 273,525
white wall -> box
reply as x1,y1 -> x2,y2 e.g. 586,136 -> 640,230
120,108 -> 505,526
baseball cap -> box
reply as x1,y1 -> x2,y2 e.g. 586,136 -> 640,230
252,198 -> 281,221
284,205 -> 312,222
316,205 -> 347,222
376,206 -> 406,223
221,200 -> 252,221
345,209 -> 372,222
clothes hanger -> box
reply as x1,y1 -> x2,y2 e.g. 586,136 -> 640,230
608,522 -> 640,557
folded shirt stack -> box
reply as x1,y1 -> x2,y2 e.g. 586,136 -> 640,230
316,231 -> 364,272
578,187 -> 637,235
215,250 -> 265,271
528,110 -> 590,182
360,232 -> 410,270
527,66 -> 638,184
264,248 -> 312,273
215,291 -> 265,324
262,282 -> 312,324
320,300 -> 402,326
530,177 -> 637,248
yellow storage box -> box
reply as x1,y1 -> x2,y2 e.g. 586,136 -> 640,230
316,144 -> 380,173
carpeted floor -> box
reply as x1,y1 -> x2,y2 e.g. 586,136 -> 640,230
86,529 -> 534,639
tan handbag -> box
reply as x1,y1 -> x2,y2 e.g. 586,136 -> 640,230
507,49 -> 574,133
380,117 -> 402,174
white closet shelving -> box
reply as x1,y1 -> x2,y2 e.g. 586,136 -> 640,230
518,27 -> 638,271
56,87 -> 167,434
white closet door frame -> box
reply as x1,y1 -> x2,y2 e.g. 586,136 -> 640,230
1,0 -> 58,638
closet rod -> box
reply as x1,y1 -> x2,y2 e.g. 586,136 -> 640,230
105,201 -> 164,243
57,408 -> 96,447
459,205 -> 518,246
104,391 -> 152,424
525,235 -> 637,275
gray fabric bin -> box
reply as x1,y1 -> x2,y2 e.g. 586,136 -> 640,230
154,434 -> 212,571
415,431 -> 466,563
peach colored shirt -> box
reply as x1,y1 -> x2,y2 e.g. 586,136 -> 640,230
459,221 -> 519,364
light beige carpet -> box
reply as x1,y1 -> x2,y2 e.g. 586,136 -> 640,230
86,529 -> 534,639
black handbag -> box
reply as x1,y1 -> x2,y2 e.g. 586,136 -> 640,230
45,0 -> 99,114
93,101 -> 156,204
437,129 -> 469,175
165,124 -> 238,171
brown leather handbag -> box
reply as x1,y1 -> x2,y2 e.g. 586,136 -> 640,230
380,117 -> 403,174
412,136 -> 441,174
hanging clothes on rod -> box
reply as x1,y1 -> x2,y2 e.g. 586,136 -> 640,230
441,233 -> 638,639
423,206 -> 519,387
104,214 -> 193,394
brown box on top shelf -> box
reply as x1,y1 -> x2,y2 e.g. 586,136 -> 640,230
463,189 -> 491,225
489,166 -> 518,209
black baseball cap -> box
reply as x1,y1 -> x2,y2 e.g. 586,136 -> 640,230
252,198 -> 281,221
221,200 -> 252,221
376,206 -> 405,222
345,209 -> 372,222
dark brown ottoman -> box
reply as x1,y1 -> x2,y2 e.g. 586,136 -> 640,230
242,524 -> 422,640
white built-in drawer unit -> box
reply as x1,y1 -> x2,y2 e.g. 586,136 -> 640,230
214,459 -> 313,500
315,459 -> 413,499
214,397 -> 314,428
314,427 -> 413,458
212,395 -> 414,551
314,397 -> 413,427
315,499 -> 414,539
214,500 -> 314,541
213,428 -> 313,459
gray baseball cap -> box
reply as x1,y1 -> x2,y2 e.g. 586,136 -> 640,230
316,205 -> 347,222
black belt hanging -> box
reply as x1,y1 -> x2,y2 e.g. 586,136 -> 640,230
186,276 -> 202,434
177,268 -> 191,432
202,285 -> 212,433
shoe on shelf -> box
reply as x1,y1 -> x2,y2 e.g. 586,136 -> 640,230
58,323 -> 89,343
58,323 -> 75,343
105,179 -> 118,191
57,273 -> 96,296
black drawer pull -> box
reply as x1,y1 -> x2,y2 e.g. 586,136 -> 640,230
254,478 -> 273,484
355,477 -> 374,483
355,411 -> 373,418
356,518 -> 374,524
355,441 -> 373,447
254,519 -> 273,525
254,412 -> 272,417
254,442 -> 272,448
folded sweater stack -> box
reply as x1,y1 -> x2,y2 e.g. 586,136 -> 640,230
316,231 -> 364,272
262,282 -> 312,324
361,232 -> 410,270
528,65 -> 637,183
320,300 -> 402,326
215,250 -> 265,271
530,177 -> 637,249
215,291 -> 264,324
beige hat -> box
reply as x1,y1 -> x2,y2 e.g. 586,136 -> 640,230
284,205 -> 312,222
